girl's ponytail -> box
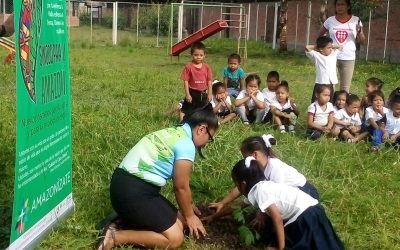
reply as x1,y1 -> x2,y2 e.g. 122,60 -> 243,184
241,134 -> 277,158
232,157 -> 265,195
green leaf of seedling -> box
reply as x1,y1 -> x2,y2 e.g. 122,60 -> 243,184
232,208 -> 245,224
238,225 -> 256,246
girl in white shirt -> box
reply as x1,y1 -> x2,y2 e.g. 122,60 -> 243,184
270,81 -> 299,133
364,90 -> 388,134
333,94 -> 368,143
332,90 -> 348,114
235,74 -> 266,124
210,81 -> 236,124
372,93 -> 400,150
306,85 -> 335,140
224,158 -> 343,249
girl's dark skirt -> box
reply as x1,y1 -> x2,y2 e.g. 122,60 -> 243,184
110,168 -> 178,233
284,204 -> 344,250
299,181 -> 320,200
260,204 -> 343,250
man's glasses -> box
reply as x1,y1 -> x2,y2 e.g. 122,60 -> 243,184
205,126 -> 214,142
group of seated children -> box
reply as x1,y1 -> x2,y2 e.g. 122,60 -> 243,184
307,79 -> 400,150
204,134 -> 344,249
305,35 -> 399,150
176,41 -> 400,150
177,41 -> 298,131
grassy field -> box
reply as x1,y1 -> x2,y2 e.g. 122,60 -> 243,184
1,26 -> 400,249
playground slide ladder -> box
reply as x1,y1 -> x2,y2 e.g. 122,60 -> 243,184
222,10 -> 248,61
237,12 -> 248,61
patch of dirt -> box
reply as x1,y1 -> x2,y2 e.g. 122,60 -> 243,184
195,204 -> 262,250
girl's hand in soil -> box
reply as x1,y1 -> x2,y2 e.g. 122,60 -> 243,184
249,210 -> 265,230
208,202 -> 225,213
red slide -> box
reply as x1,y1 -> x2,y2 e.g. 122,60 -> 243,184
171,20 -> 228,56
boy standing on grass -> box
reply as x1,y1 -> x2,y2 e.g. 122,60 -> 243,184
306,36 -> 342,103
222,53 -> 246,98
180,42 -> 213,118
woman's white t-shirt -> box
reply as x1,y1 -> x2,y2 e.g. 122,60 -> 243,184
323,15 -> 362,60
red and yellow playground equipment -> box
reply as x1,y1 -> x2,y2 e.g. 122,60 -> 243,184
171,20 -> 228,56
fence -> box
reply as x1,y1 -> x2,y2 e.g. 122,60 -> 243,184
0,1 -> 398,63
0,0 -> 13,23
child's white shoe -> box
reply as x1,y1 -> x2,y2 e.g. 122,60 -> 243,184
279,125 -> 286,133
288,125 -> 295,133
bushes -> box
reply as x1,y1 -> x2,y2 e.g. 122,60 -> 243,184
102,14 -> 127,30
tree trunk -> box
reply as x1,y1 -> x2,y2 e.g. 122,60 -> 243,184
279,0 -> 288,52
320,0 -> 328,25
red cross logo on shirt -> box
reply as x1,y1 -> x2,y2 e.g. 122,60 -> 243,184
335,30 -> 348,44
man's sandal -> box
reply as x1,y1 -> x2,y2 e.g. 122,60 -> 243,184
96,224 -> 116,250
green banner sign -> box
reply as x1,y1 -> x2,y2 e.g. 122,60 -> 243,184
9,0 -> 74,249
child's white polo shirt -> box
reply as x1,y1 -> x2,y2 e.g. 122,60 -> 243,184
365,106 -> 389,127
306,49 -> 340,85
247,181 -> 318,226
385,111 -> 400,135
236,90 -> 264,110
264,158 -> 306,187
334,108 -> 362,129
308,101 -> 335,127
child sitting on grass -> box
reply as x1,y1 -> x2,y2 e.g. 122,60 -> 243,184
207,158 -> 344,250
306,85 -> 335,140
210,81 -> 236,124
235,74 -> 266,124
332,90 -> 348,114
364,90 -> 388,135
305,36 -> 342,103
180,41 -> 213,118
261,71 -> 280,123
222,53 -> 246,98
360,77 -> 384,118
333,94 -> 368,143
270,81 -> 299,133
371,90 -> 400,150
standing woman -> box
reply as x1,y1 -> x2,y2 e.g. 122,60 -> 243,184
97,107 -> 218,250
319,0 -> 365,93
